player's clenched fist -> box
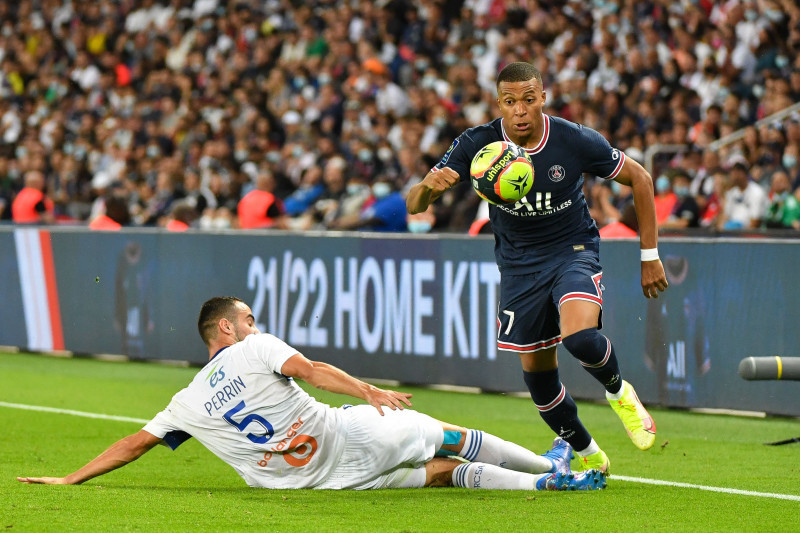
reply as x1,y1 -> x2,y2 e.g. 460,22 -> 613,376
421,167 -> 460,192
407,167 -> 460,214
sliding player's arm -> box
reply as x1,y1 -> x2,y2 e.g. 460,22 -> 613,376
281,353 -> 412,415
17,429 -> 161,485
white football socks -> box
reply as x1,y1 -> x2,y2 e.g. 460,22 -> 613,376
606,381 -> 626,401
452,462 -> 549,490
459,429 -> 553,474
575,438 -> 600,458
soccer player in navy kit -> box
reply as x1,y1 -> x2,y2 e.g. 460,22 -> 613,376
407,62 -> 669,473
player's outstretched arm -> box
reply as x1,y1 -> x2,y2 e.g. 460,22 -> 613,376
614,158 -> 668,299
281,353 -> 412,415
406,167 -> 460,214
17,430 -> 161,485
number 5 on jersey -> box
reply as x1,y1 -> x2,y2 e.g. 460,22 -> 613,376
223,400 -> 274,444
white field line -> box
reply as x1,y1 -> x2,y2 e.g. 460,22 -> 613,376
3,400 -> 800,502
0,401 -> 149,424
612,475 -> 800,502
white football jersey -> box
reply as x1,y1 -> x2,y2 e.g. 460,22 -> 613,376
143,333 -> 347,489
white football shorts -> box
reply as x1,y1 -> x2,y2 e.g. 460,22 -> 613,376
315,404 -> 444,490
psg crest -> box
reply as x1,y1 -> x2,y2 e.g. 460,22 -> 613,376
548,164 -> 565,182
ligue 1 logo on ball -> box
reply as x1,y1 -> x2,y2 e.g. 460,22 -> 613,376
548,164 -> 565,182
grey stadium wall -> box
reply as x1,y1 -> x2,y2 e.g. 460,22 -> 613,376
1,226 -> 798,416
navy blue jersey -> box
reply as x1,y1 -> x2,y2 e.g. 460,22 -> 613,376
434,115 -> 627,273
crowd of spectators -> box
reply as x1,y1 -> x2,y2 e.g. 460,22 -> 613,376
1,0 -> 800,235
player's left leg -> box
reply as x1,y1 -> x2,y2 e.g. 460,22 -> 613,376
435,422 -> 571,474
556,255 -> 656,451
559,300 -> 622,394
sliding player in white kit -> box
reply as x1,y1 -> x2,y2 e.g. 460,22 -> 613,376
18,297 -> 605,491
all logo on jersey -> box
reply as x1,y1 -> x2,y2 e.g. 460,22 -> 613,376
548,164 -> 566,182
611,149 -> 620,160
439,138 -> 460,166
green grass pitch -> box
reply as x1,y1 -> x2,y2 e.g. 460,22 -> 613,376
2,351 -> 799,532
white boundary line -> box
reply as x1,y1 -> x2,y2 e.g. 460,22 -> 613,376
0,401 -> 149,424
3,400 -> 800,502
613,475 -> 800,502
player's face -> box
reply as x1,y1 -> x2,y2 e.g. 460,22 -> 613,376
496,79 -> 546,146
231,302 -> 260,342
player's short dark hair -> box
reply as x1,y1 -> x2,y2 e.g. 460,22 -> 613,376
198,296 -> 244,345
496,62 -> 543,87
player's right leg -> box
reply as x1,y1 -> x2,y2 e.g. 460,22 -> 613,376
436,421 -> 572,474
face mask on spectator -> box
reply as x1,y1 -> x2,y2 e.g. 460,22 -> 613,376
655,175 -> 671,194
347,184 -> 368,195
610,180 -> 621,195
318,73 -> 332,85
783,155 -> 797,169
764,9 -> 783,22
358,148 -> 373,162
744,9 -> 757,21
775,55 -> 789,68
421,75 -> 437,89
673,185 -> 690,197
407,220 -> 432,233
235,150 -> 249,162
433,116 -> 447,129
146,145 -> 161,158
212,216 -> 231,229
377,147 -> 393,162
443,53 -> 458,66
372,182 -> 391,198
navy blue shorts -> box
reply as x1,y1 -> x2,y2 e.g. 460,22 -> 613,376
497,252 -> 604,355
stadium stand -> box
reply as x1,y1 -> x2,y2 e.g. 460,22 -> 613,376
0,0 -> 799,235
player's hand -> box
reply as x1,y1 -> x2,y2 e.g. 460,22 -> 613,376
421,167 -> 459,193
364,386 -> 413,415
641,259 -> 668,298
17,476 -> 70,485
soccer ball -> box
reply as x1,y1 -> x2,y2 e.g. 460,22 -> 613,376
469,141 -> 534,205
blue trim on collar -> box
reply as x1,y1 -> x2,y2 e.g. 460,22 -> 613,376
210,345 -> 230,361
